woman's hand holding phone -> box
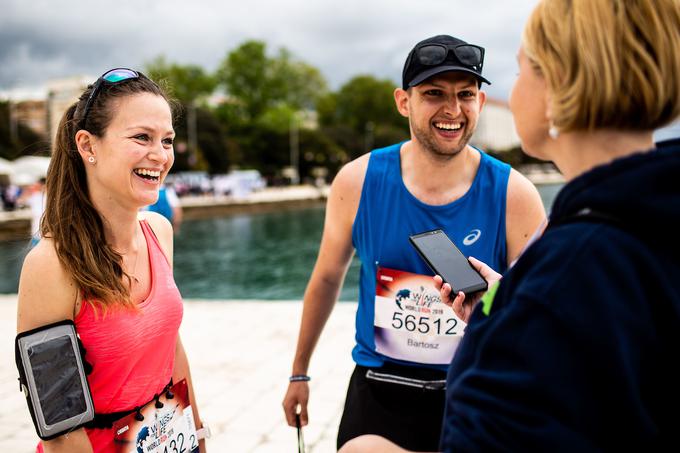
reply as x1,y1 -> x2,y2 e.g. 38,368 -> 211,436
434,257 -> 502,323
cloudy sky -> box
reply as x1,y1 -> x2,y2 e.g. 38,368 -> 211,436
1,0 -> 539,101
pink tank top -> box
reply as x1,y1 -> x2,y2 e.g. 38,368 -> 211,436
38,220 -> 184,452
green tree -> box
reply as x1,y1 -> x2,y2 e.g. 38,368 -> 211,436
256,104 -> 296,134
213,40 -> 331,176
297,128 -> 347,180
194,107 -> 239,173
216,41 -> 271,120
146,56 -> 217,105
320,75 -> 407,133
216,40 -> 328,121
317,75 -> 409,159
269,48 -> 327,110
145,57 -> 221,172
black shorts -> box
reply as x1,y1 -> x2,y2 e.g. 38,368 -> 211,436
336,362 -> 447,451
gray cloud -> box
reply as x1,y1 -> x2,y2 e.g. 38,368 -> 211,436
0,0 -> 537,100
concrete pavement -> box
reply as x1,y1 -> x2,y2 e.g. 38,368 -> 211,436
0,295 -> 357,452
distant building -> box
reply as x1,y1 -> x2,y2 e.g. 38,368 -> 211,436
471,98 -> 520,152
47,76 -> 92,144
14,100 -> 48,138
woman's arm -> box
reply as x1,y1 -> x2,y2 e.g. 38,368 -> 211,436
17,239 -> 93,453
173,335 -> 206,452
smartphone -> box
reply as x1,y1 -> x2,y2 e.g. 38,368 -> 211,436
16,321 -> 94,440
409,229 -> 488,295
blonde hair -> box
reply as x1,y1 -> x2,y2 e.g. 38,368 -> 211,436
522,0 -> 680,132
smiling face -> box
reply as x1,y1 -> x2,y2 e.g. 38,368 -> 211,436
396,72 -> 486,159
79,92 -> 175,210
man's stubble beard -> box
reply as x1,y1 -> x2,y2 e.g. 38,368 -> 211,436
410,118 -> 474,161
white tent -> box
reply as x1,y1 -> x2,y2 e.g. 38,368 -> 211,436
11,156 -> 50,185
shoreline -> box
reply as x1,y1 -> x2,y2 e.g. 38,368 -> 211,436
0,185 -> 329,241
0,174 -> 563,241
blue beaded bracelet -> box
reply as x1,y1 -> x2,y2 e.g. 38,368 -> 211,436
289,374 -> 311,382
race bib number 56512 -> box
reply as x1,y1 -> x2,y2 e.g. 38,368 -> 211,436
374,266 -> 466,365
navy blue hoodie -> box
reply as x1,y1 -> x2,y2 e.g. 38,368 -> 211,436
440,144 -> 680,452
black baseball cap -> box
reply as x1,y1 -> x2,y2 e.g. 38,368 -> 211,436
402,35 -> 491,89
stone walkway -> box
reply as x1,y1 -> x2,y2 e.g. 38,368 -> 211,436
0,295 -> 357,452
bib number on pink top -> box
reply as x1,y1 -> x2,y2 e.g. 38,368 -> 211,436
112,379 -> 198,453
374,266 -> 466,365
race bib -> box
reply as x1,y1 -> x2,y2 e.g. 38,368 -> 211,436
112,379 -> 198,453
374,266 -> 466,365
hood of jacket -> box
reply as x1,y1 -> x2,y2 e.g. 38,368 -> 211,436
549,142 -> 680,251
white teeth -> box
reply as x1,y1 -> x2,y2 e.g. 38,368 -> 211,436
134,169 -> 161,178
434,122 -> 462,130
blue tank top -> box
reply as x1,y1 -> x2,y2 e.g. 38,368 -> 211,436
351,142 -> 510,370
148,188 -> 173,222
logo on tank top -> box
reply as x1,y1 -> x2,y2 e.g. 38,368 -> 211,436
463,229 -> 482,246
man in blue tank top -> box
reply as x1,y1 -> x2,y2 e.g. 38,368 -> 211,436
147,184 -> 183,231
282,35 -> 546,451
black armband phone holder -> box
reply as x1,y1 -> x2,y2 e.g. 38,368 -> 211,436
15,320 -> 95,440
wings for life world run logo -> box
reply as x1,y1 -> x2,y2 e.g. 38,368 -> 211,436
395,286 -> 445,316
135,404 -> 179,453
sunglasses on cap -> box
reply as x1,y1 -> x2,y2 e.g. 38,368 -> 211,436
79,68 -> 140,127
415,43 -> 485,72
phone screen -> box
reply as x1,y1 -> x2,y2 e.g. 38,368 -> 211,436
29,336 -> 87,425
410,229 -> 487,295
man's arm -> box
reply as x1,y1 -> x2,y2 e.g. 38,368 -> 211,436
505,169 -> 547,266
282,154 -> 369,427
165,187 -> 183,232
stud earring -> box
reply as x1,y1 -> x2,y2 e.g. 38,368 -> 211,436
88,156 -> 96,164
548,122 -> 559,139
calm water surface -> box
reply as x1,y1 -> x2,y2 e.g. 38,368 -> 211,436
0,183 -> 563,298
172,205 -> 361,300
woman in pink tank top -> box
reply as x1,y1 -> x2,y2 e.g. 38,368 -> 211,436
16,68 -> 206,452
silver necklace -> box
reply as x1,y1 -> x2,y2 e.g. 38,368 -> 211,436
123,226 -> 141,284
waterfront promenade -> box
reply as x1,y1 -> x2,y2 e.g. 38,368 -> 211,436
0,185 -> 329,240
0,172 -> 563,240
0,295 -> 357,452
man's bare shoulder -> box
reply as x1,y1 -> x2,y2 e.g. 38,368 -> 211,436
507,168 -> 544,204
505,168 -> 547,264
333,153 -> 370,187
323,153 -> 372,230
330,153 -> 371,201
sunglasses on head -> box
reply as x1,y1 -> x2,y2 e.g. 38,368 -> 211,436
415,44 -> 485,71
79,68 -> 140,127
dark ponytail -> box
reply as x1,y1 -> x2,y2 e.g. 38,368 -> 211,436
42,73 -> 173,311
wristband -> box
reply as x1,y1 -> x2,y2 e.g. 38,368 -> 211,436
196,422 -> 211,440
289,374 -> 311,382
